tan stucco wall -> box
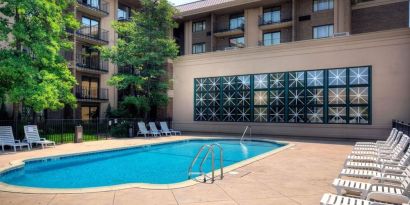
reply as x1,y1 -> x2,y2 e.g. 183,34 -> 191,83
172,29 -> 410,139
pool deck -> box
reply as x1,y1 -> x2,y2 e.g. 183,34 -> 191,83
0,134 -> 354,205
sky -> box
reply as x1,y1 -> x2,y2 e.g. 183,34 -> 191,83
169,0 -> 197,6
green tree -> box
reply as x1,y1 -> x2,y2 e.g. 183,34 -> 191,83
100,0 -> 178,119
0,0 -> 79,120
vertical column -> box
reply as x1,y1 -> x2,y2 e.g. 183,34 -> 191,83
292,0 -> 296,41
244,7 -> 261,47
211,13 -> 215,51
334,0 -> 351,34
184,21 -> 192,55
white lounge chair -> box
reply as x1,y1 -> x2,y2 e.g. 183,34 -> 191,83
354,129 -> 398,148
160,121 -> 181,135
344,147 -> 410,174
320,193 -> 400,205
339,165 -> 409,183
136,122 -> 160,138
0,126 -> 30,152
24,125 -> 55,149
346,135 -> 410,164
350,132 -> 406,156
353,129 -> 400,151
149,122 -> 171,136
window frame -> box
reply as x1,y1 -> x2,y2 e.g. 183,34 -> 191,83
192,21 -> 206,33
313,24 -> 334,39
313,0 -> 334,12
263,31 -> 281,46
262,7 -> 281,25
192,43 -> 206,54
229,14 -> 245,30
229,36 -> 245,47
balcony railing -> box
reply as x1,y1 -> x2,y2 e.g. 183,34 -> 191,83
77,0 -> 109,14
76,54 -> 109,72
258,17 -> 292,26
75,86 -> 108,101
76,25 -> 109,43
215,44 -> 245,51
215,23 -> 245,33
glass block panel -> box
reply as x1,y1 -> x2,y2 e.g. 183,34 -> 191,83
270,90 -> 285,106
195,107 -> 207,121
307,70 -> 323,87
350,67 -> 369,85
207,92 -> 220,107
237,91 -> 250,106
289,71 -> 304,88
237,107 -> 251,122
328,68 -> 347,86
237,75 -> 251,90
223,92 -> 236,106
306,89 -> 323,105
254,74 -> 268,89
254,91 -> 268,106
195,93 -> 207,107
223,107 -> 236,122
270,73 -> 285,88
328,107 -> 347,123
349,87 -> 369,104
269,107 -> 285,123
222,76 -> 236,91
288,107 -> 305,123
195,78 -> 207,92
288,89 -> 305,106
207,77 -> 220,92
307,107 -> 324,123
207,107 -> 220,121
254,107 -> 268,122
349,106 -> 369,124
328,88 -> 346,105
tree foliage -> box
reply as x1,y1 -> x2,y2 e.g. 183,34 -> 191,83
100,0 -> 178,118
0,0 -> 79,113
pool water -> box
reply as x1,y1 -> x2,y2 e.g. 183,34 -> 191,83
0,139 -> 284,189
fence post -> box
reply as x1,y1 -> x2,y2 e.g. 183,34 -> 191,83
61,119 -> 64,144
96,119 -> 99,140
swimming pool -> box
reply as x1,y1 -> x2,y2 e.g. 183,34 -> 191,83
0,139 -> 286,190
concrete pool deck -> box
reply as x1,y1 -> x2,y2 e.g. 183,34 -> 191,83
0,134 -> 354,205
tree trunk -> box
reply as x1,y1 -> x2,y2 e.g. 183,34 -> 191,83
12,103 -> 19,122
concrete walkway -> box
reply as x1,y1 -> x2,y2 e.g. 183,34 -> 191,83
0,134 -> 353,205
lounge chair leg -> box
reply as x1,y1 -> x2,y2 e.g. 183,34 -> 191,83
13,146 -> 16,152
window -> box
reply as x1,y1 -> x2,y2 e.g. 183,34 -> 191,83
194,66 -> 371,124
313,24 -> 333,39
79,45 -> 100,69
81,105 -> 99,120
313,0 -> 334,12
82,0 -> 100,8
229,36 -> 245,47
81,16 -> 100,38
193,21 -> 206,32
118,4 -> 130,20
192,43 -> 205,54
263,32 -> 281,46
262,8 -> 281,24
81,76 -> 99,99
229,14 -> 244,30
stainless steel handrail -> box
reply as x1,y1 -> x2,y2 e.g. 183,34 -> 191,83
240,126 -> 252,141
188,143 -> 224,182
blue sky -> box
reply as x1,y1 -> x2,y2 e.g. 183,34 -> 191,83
169,0 -> 197,6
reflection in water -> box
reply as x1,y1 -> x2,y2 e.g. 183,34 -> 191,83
240,142 -> 249,158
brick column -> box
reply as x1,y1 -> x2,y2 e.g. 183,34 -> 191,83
334,0 -> 351,34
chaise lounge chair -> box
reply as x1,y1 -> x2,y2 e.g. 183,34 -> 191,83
320,193 -> 402,205
160,121 -> 181,135
353,129 -> 401,151
149,122 -> 171,136
350,132 -> 406,156
137,122 -> 160,138
354,128 -> 398,148
24,125 -> 55,149
0,126 -> 30,152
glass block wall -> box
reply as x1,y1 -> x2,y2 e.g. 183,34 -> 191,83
194,66 -> 371,124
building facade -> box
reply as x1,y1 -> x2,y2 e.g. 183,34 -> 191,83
172,0 -> 410,139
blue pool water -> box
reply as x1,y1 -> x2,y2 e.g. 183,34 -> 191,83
0,139 -> 284,189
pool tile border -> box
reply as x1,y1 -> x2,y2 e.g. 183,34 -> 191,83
0,137 -> 294,194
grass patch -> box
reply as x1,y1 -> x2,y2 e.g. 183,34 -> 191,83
43,133 -> 103,143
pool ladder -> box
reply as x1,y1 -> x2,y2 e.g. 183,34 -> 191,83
188,143 -> 224,182
240,126 -> 252,141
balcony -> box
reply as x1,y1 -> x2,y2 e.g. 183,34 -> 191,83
59,50 -> 74,67
258,17 -> 293,31
76,54 -> 109,73
214,24 -> 245,38
76,25 -> 109,44
118,66 -> 139,75
76,86 -> 109,102
76,0 -> 109,17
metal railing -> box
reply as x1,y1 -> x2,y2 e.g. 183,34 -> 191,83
77,0 -> 109,14
75,86 -> 109,101
392,120 -> 410,135
76,54 -> 109,72
188,143 -> 224,182
76,25 -> 109,42
215,23 -> 245,33
258,17 -> 292,26
240,126 -> 252,141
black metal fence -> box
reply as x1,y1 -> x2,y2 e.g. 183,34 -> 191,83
392,119 -> 410,135
0,118 -> 173,144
